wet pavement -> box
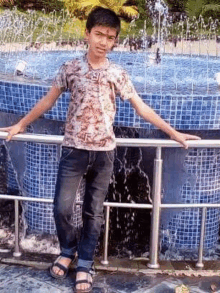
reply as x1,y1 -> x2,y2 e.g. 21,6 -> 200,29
0,253 -> 220,292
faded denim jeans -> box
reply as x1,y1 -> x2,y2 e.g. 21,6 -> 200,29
54,147 -> 114,270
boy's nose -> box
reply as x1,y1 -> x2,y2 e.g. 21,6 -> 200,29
100,37 -> 107,46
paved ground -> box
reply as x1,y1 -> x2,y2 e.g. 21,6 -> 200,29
0,252 -> 220,292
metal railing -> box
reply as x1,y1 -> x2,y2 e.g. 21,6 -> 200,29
1,131 -> 220,269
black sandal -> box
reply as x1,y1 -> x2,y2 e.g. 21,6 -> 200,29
74,265 -> 95,293
50,254 -> 75,280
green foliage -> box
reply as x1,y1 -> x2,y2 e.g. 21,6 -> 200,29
13,0 -> 64,13
186,0 -> 205,18
63,0 -> 138,20
202,3 -> 220,18
165,0 -> 188,12
0,0 -> 14,8
62,19 -> 86,39
186,0 -> 220,20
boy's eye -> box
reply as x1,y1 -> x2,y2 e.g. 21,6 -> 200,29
95,32 -> 115,40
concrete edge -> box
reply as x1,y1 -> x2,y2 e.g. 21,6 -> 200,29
95,265 -> 220,277
1,258 -> 220,277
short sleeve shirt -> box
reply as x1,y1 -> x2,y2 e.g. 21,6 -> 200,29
53,53 -> 139,151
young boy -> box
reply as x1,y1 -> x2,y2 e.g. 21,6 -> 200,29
0,6 -> 200,293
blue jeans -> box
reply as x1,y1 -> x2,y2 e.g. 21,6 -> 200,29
54,147 -> 114,269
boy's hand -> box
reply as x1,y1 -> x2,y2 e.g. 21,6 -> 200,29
0,123 -> 25,142
170,131 -> 201,149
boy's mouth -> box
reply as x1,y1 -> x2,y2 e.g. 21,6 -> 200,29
96,47 -> 106,53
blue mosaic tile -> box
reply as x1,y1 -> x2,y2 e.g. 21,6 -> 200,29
162,148 -> 220,250
1,80 -> 220,130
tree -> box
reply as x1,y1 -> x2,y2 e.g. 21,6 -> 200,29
186,0 -> 220,19
63,0 -> 139,20
202,3 -> 220,19
0,0 -> 14,7
165,0 -> 188,13
12,0 -> 64,12
186,0 -> 205,18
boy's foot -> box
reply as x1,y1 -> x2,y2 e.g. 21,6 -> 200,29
50,256 -> 72,279
75,268 -> 94,292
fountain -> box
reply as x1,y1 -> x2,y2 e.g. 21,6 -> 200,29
0,4 -> 220,259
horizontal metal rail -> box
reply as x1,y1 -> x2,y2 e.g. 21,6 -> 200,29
0,132 -> 220,268
1,131 -> 220,148
2,194 -> 220,208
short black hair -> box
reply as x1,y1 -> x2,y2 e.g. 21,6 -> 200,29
86,6 -> 121,37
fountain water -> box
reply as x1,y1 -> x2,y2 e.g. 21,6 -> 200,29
0,5 -> 220,258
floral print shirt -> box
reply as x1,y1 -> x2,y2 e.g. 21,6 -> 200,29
53,53 -> 139,151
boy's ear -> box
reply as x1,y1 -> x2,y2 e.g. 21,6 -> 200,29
85,29 -> 89,40
111,36 -> 118,50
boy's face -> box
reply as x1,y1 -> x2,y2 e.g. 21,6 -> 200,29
85,25 -> 117,59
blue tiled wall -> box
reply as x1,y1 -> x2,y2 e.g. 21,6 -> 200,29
161,148 -> 220,251
1,80 -> 220,130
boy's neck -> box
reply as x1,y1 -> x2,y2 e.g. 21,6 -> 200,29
87,51 -> 107,69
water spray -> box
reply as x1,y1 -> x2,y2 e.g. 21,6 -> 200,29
154,0 -> 166,64
214,72 -> 220,86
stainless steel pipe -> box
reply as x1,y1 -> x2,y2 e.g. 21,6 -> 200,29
196,207 -> 207,268
101,206 -> 111,265
13,199 -> 21,257
1,131 -> 220,148
148,147 -> 162,269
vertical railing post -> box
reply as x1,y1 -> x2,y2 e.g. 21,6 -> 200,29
148,147 -> 163,269
101,205 -> 110,265
196,207 -> 207,268
13,199 -> 21,257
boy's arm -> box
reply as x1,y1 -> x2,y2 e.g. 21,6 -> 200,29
129,95 -> 200,149
0,86 -> 62,141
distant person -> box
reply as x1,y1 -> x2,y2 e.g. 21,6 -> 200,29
0,7 -> 200,293
172,36 -> 177,47
147,36 -> 152,48
129,37 -> 134,51
155,47 -> 161,64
